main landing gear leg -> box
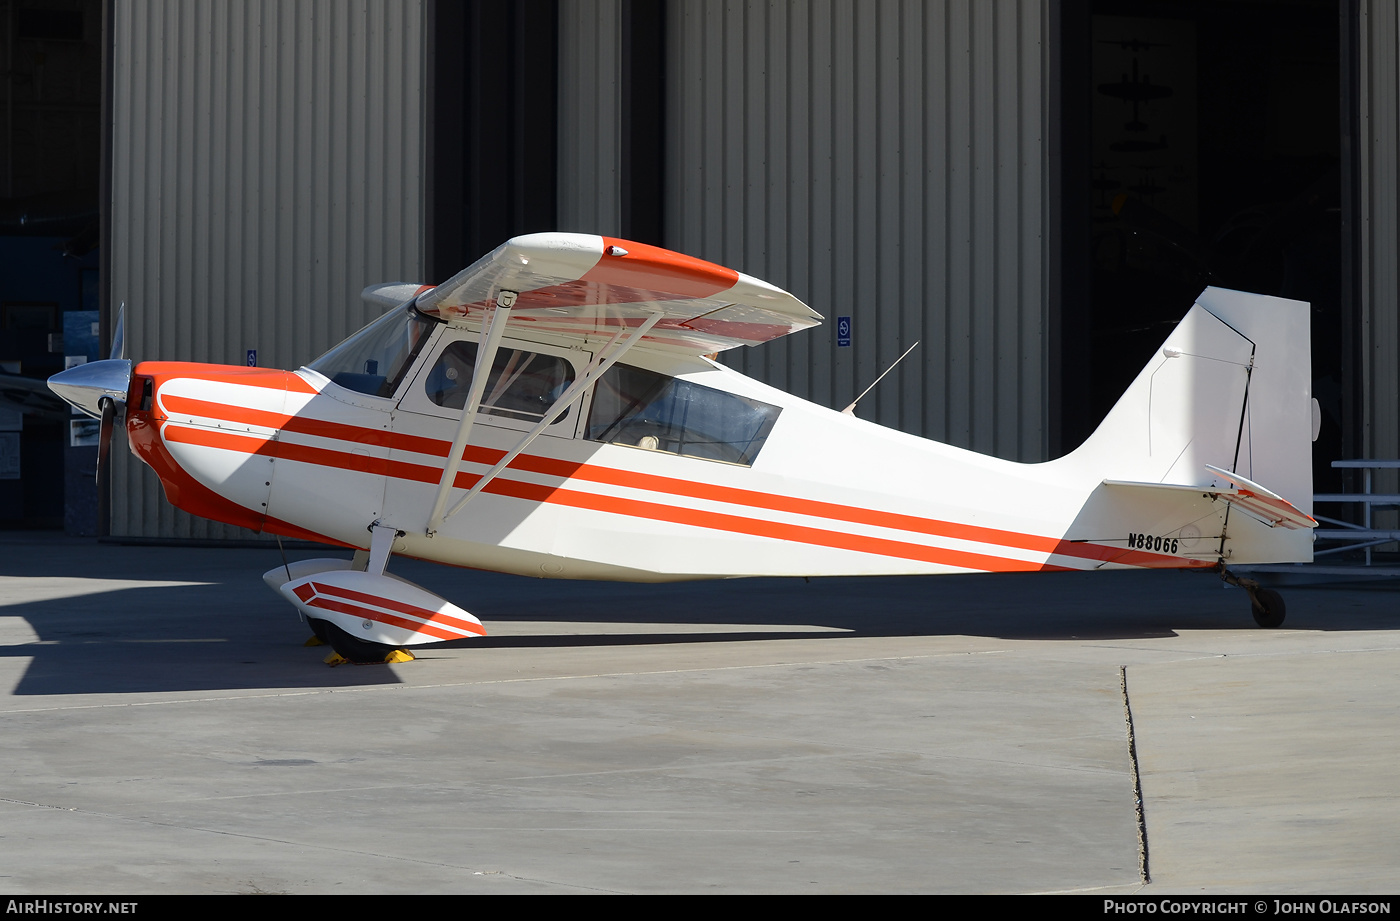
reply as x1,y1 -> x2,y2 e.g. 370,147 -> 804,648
314,522 -> 417,666
1218,567 -> 1286,629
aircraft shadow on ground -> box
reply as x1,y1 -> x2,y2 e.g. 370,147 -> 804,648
0,582 -> 405,695
2,552 -> 1395,696
435,566 -> 1395,649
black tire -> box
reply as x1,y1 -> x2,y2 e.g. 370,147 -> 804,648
307,617 -> 331,643
311,618 -> 397,663
1251,588 -> 1286,629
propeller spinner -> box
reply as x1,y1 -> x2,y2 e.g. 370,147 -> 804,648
47,307 -> 131,484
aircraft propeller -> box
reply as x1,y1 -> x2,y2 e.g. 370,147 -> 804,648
47,306 -> 132,484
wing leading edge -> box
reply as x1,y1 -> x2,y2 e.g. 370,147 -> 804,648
412,233 -> 823,354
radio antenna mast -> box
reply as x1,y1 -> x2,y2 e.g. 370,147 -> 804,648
842,341 -> 920,415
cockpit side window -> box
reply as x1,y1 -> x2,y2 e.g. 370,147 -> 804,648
308,305 -> 438,398
586,363 -> 781,466
425,340 -> 575,422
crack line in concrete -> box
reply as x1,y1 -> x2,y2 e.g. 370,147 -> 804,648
1121,664 -> 1150,885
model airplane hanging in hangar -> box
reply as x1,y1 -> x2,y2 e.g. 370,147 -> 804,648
48,232 -> 1317,664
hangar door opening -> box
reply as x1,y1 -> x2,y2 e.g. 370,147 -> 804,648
0,0 -> 103,531
1058,0 -> 1349,495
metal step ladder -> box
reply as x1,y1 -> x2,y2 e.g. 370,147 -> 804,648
1313,460 -> 1400,565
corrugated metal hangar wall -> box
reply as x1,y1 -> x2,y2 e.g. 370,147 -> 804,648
1359,0 -> 1400,495
109,0 -> 1050,540
103,0 -> 1398,540
560,0 -> 1048,463
108,0 -> 426,539
665,1 -> 1049,462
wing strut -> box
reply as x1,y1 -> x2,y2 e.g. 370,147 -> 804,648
430,311 -> 662,532
426,291 -> 516,535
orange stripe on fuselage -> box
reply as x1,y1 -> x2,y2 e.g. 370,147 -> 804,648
139,362 -> 317,394
162,395 -> 449,456
157,392 -> 1204,572
163,424 -> 277,456
160,417 -> 1066,574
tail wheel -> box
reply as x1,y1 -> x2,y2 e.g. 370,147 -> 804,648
1250,588 -> 1286,629
310,618 -> 399,663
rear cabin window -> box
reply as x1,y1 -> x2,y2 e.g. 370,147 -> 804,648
425,341 -> 574,422
585,364 -> 781,466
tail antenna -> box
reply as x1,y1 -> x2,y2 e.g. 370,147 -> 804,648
842,341 -> 919,416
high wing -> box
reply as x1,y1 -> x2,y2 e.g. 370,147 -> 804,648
406,232 -> 822,354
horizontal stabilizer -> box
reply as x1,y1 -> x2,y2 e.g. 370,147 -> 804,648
1202,464 -> 1317,530
1103,466 -> 1316,531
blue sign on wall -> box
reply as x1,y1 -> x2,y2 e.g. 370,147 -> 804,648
63,310 -> 100,363
246,349 -> 257,367
836,316 -> 851,347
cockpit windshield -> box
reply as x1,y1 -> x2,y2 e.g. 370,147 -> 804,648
307,304 -> 438,398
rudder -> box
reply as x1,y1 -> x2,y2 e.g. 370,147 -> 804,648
1060,287 -> 1314,564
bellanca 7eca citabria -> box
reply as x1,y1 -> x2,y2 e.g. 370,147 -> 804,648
50,233 -> 1316,664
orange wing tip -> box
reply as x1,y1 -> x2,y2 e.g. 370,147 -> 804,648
415,232 -> 820,354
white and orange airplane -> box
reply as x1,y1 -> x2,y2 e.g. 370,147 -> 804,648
49,233 -> 1317,663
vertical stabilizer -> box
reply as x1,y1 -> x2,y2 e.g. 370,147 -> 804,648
1059,288 -> 1313,564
